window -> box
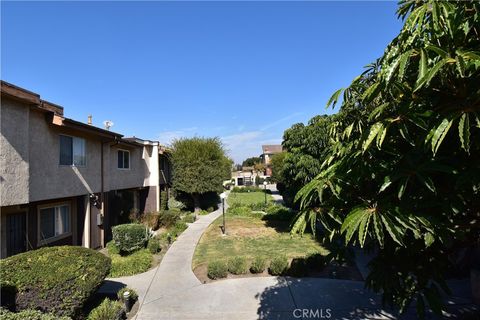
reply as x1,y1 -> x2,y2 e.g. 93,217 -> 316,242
118,150 -> 130,169
59,135 -> 86,166
39,204 -> 70,242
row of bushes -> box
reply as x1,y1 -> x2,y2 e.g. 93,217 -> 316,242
231,186 -> 272,193
207,253 -> 326,279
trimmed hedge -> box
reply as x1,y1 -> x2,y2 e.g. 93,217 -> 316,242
207,261 -> 228,279
250,257 -> 267,274
0,246 -> 110,318
269,255 -> 289,276
112,223 -> 148,253
227,256 -> 247,275
0,308 -> 71,320
87,298 -> 123,320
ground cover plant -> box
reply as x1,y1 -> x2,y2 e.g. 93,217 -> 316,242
0,246 -> 110,318
285,1 -> 480,316
106,241 -> 152,278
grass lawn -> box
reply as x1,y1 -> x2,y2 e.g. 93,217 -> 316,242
227,191 -> 273,207
192,214 -> 327,269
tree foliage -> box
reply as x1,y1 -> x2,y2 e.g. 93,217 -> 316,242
171,137 -> 231,211
242,156 -> 262,167
290,1 -> 480,316
270,152 -> 286,183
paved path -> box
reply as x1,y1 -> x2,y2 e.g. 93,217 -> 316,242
102,188 -> 477,320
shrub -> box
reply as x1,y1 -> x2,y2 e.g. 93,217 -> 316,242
231,186 -> 262,193
0,246 -> 110,318
228,256 -> 248,275
262,204 -> 295,222
250,257 -> 266,274
207,206 -> 215,213
168,197 -> 186,210
0,308 -> 71,320
108,247 -> 152,278
158,210 -> 181,228
306,252 -> 327,270
147,237 -> 161,254
182,213 -> 195,223
207,261 -> 228,279
160,191 -> 168,211
198,209 -> 209,215
288,258 -> 309,277
269,255 -> 289,276
117,287 -> 138,302
112,223 -> 148,254
170,221 -> 188,239
87,298 -> 123,320
141,212 -> 160,230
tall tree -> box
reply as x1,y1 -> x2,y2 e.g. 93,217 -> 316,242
291,1 -> 480,317
171,137 -> 231,213
242,156 -> 262,167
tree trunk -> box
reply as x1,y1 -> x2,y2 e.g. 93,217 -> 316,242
192,193 -> 201,214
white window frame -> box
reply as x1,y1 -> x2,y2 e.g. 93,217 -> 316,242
59,134 -> 87,167
37,202 -> 72,246
117,149 -> 130,170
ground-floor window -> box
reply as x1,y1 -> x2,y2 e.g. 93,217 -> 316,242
39,203 -> 71,243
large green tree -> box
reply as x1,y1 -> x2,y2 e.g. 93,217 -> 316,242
242,156 -> 262,167
171,137 -> 231,212
291,0 -> 480,317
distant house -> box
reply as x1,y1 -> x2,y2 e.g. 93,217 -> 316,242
0,81 -> 171,258
260,144 -> 283,176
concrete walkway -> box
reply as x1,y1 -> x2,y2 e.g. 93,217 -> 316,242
103,190 -> 477,320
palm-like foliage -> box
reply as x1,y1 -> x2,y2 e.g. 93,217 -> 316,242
291,0 -> 480,316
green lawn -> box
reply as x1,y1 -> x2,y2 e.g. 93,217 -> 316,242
193,210 -> 327,269
227,191 -> 273,207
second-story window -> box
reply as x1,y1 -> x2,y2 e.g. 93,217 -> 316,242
60,135 -> 86,166
118,150 -> 130,169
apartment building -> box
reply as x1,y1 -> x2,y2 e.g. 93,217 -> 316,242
0,81 -> 171,258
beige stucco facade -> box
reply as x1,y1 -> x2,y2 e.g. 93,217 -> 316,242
0,81 -> 170,258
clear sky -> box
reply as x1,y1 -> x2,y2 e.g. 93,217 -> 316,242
1,1 -> 403,163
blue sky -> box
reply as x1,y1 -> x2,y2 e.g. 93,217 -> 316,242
1,1 -> 403,163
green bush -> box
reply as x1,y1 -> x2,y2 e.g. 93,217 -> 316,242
117,287 -> 138,302
147,237 -> 161,254
112,223 -> 148,254
198,209 -> 209,215
0,308 -> 71,320
168,197 -> 186,210
182,213 -> 195,223
306,252 -> 327,270
158,210 -> 181,228
141,212 -> 160,230
107,245 -> 152,278
288,258 -> 309,277
269,255 -> 289,276
262,204 -> 295,222
0,246 -> 110,318
207,261 -> 228,279
160,191 -> 168,211
170,221 -> 188,238
87,298 -> 123,320
228,256 -> 248,275
250,257 -> 267,274
231,186 -> 262,193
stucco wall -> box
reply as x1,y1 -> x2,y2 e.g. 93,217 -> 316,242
29,111 -> 103,202
108,145 -> 146,191
0,98 -> 30,206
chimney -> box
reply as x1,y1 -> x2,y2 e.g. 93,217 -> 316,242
87,115 -> 92,125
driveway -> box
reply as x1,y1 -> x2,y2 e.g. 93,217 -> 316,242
103,189 -> 477,320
